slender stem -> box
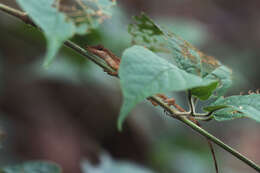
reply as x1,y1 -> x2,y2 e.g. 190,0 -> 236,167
179,116 -> 260,172
207,139 -> 219,173
1,3 -> 260,172
193,115 -> 214,121
64,41 -> 115,73
188,91 -> 196,115
194,111 -> 214,117
150,96 -> 260,172
0,3 -> 34,26
0,3 -> 25,18
0,3 -> 115,75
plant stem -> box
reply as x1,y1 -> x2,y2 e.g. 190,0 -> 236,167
0,3 -> 34,26
188,91 -> 195,115
0,3 -> 115,75
0,3 -> 260,172
179,116 -> 260,172
64,41 -> 116,73
150,77 -> 260,173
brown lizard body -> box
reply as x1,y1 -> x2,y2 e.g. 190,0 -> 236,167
86,45 -> 120,76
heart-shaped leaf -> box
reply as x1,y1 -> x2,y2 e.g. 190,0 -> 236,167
128,13 -> 222,77
16,0 -> 116,66
128,14 -> 232,100
118,45 -> 217,130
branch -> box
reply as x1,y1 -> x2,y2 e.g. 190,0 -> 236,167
0,3 -> 34,26
0,3 -> 260,172
64,41 -> 116,74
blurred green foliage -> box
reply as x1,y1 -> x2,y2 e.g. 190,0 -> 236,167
1,161 -> 61,173
149,132 -> 217,173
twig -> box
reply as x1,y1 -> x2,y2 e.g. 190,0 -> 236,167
207,139 -> 219,173
188,90 -> 196,115
64,41 -> 115,74
0,3 -> 34,26
160,93 -> 218,173
0,3 -> 260,172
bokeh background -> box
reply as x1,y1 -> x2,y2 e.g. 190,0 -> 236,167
0,0 -> 260,173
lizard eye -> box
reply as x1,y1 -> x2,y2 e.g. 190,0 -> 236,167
96,45 -> 104,50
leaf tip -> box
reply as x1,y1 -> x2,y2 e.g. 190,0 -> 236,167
117,104 -> 132,132
117,120 -> 123,132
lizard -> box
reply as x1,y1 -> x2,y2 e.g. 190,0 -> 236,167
86,45 -> 120,76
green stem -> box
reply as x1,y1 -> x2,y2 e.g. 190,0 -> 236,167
0,3 -> 34,26
0,3 -> 115,74
179,116 -> 260,172
188,90 -> 195,115
1,3 -> 260,172
151,94 -> 260,172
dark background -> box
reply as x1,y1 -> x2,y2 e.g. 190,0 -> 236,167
0,0 -> 260,173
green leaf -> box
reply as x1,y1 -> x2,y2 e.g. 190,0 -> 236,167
129,14 -> 233,100
92,0 -> 117,15
203,105 -> 228,112
190,81 -> 219,100
16,0 -> 116,66
211,107 -> 244,121
16,0 -> 87,66
190,65 -> 232,101
128,13 -> 166,52
128,13 -> 222,77
118,45 -> 217,130
205,65 -> 232,96
81,153 -> 156,173
205,94 -> 260,122
1,161 -> 61,173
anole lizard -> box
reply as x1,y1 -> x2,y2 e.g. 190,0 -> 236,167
86,45 -> 120,76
